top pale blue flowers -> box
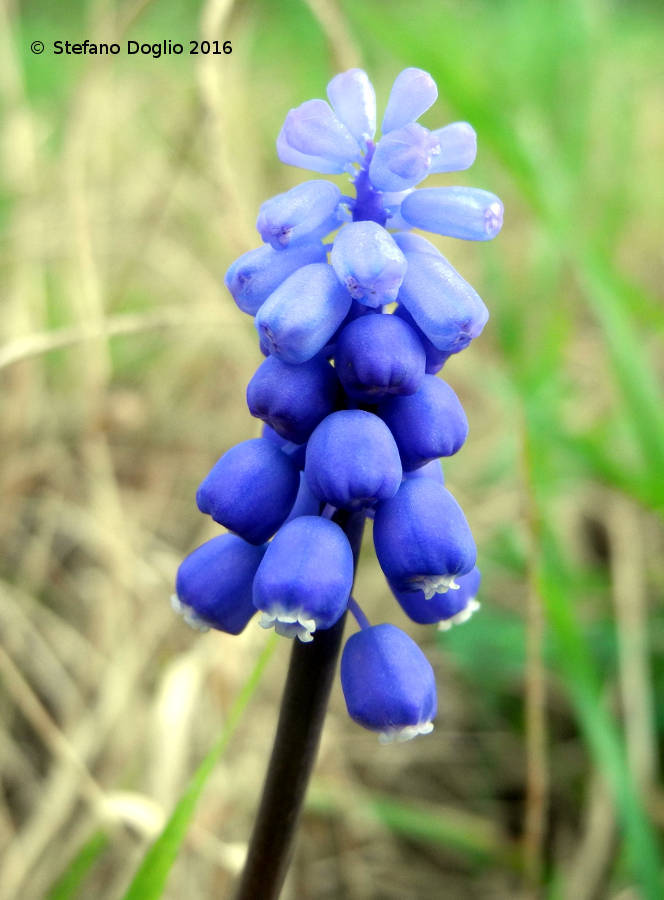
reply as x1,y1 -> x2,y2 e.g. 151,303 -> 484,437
276,66 -> 503,241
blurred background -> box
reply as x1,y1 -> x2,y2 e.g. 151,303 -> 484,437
2,0 -> 663,897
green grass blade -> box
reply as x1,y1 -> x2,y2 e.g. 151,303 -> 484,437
122,635 -> 278,900
46,831 -> 109,900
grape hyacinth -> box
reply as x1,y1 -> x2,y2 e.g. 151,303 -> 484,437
175,65 -> 502,897
176,64 -> 502,735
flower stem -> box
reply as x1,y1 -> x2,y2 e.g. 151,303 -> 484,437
235,508 -> 366,900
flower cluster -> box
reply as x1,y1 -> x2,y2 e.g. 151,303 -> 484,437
174,68 -> 502,742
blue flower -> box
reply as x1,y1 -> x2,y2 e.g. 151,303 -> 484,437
341,623 -> 437,742
305,409 -> 402,509
196,438 -> 300,544
256,180 -> 342,250
255,262 -> 351,364
173,534 -> 267,634
378,374 -> 468,470
247,354 -> 339,443
253,516 -> 354,641
373,478 -> 476,596
334,311 -> 425,400
330,221 -> 406,306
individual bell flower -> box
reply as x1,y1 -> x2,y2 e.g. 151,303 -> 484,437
253,516 -> 354,642
305,409 -> 402,509
173,534 -> 267,635
277,99 -> 363,174
381,67 -> 438,134
401,187 -> 504,241
255,262 -> 352,364
390,566 -> 482,629
326,68 -> 376,146
428,122 -> 477,173
393,304 -> 452,374
196,438 -> 300,544
224,241 -> 326,316
397,250 -> 489,353
247,355 -> 339,444
373,478 -> 477,597
378,375 -> 468,470
334,312 -> 426,399
340,623 -> 437,742
330,221 -> 407,307
368,123 -> 441,193
256,180 -> 342,250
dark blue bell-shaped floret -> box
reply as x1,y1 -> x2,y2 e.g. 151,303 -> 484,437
340,623 -> 437,742
330,221 -> 407,307
247,355 -> 339,444
260,423 -> 307,469
401,187 -> 504,241
256,180 -> 342,250
224,241 -> 326,315
196,438 -> 300,544
284,471 -> 321,523
335,312 -> 426,400
404,458 -> 445,485
397,250 -> 489,353
381,67 -> 438,133
277,99 -> 363,174
253,516 -> 354,642
373,478 -> 476,596
390,566 -> 481,629
369,123 -> 441,193
428,122 -> 477,173
327,68 -> 376,146
378,375 -> 468,470
173,534 -> 267,635
305,409 -> 402,509
255,262 -> 352,364
393,305 -> 451,374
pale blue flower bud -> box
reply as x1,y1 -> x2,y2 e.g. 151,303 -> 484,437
256,180 -> 342,250
401,187 -> 504,241
428,122 -> 477,173
397,250 -> 489,352
225,241 -> 326,315
369,124 -> 440,192
277,99 -> 362,173
393,304 -> 452,374
327,68 -> 376,145
255,262 -> 352,364
253,516 -> 354,641
330,221 -> 407,307
381,67 -> 438,133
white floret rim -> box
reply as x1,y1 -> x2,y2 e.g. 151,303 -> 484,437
409,573 -> 459,600
258,605 -> 317,643
378,720 -> 434,744
170,594 -> 211,633
437,597 -> 481,631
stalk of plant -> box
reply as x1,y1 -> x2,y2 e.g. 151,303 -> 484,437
172,67 -> 503,896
